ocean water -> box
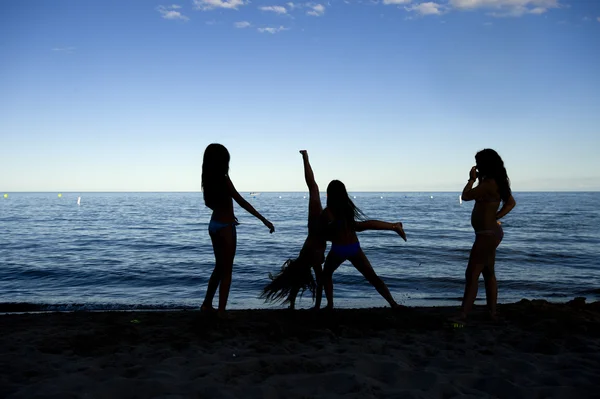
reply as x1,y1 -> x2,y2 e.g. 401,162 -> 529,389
1,192 -> 599,311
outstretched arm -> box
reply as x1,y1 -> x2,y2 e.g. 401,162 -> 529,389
496,195 -> 516,220
313,264 -> 323,308
226,176 -> 275,233
355,220 -> 407,242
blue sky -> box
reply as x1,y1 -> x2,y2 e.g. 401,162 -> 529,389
1,0 -> 599,192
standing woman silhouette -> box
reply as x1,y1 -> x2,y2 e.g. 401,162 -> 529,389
201,143 -> 275,317
459,148 -> 516,321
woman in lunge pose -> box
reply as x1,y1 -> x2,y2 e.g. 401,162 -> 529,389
262,151 -> 407,309
317,180 -> 407,310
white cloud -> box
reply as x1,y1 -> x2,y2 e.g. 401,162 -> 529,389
307,4 -> 325,16
260,5 -> 288,14
529,7 -> 546,14
597,16 -> 600,23
234,21 -> 252,28
382,0 -> 412,4
449,0 -> 561,17
406,2 -> 443,15
157,5 -> 189,20
287,2 -> 299,8
258,25 -> 288,33
52,47 -> 75,54
193,0 -> 245,10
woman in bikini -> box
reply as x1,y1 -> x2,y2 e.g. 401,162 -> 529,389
459,148 -> 516,321
261,151 -> 407,309
316,180 -> 407,310
201,143 -> 275,317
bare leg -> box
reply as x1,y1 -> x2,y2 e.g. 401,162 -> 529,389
301,150 -> 326,309
348,249 -> 399,308
217,225 -> 237,315
482,247 -> 498,319
392,222 -> 407,242
202,232 -> 222,312
300,150 -> 322,219
460,235 -> 496,319
320,252 -> 345,310
202,225 -> 237,316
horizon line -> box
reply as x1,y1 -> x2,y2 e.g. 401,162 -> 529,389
2,190 -> 600,194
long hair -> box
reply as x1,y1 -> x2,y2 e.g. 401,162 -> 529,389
326,180 -> 366,228
260,258 -> 316,305
475,148 -> 511,203
202,143 -> 230,210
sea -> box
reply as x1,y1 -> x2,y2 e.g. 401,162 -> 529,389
1,192 -> 599,312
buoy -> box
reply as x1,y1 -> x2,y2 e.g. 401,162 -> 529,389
58,193 -> 62,198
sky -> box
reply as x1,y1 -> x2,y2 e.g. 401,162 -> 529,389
1,0 -> 599,192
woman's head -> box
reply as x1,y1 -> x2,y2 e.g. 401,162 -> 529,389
475,148 -> 511,202
202,143 -> 231,209
203,143 -> 230,176
326,180 -> 365,224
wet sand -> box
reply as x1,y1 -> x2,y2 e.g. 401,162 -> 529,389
1,298 -> 599,398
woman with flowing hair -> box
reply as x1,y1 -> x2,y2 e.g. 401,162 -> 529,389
459,148 -> 516,321
201,143 -> 275,318
261,151 -> 407,309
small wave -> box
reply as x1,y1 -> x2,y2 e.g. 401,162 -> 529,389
576,287 -> 600,295
0,302 -> 197,313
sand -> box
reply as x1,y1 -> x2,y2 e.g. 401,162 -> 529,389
1,298 -> 599,399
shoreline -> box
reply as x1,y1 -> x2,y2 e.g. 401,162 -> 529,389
1,298 -> 599,398
3,296 -> 600,314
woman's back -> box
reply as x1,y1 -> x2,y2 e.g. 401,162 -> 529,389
322,208 -> 358,245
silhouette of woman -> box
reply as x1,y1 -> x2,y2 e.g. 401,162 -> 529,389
262,151 -> 407,309
459,148 -> 516,321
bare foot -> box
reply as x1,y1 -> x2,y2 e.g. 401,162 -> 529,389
200,304 -> 217,313
393,223 -> 407,242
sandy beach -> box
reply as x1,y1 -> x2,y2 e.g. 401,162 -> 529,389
1,299 -> 599,399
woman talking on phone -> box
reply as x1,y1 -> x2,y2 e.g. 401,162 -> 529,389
459,149 -> 516,322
